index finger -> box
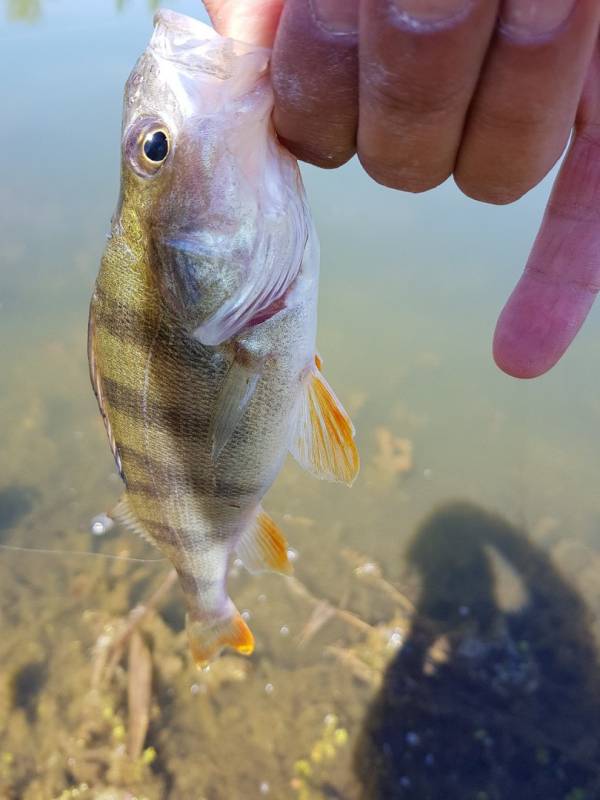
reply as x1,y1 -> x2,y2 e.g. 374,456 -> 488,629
204,0 -> 283,45
493,54 -> 600,378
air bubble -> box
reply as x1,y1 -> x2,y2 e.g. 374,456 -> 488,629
264,683 -> 274,695
90,514 -> 114,536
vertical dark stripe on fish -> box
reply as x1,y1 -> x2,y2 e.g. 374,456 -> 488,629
101,377 -> 210,441
176,567 -> 220,596
94,283 -> 214,373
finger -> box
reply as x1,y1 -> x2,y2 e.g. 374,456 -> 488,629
456,0 -> 600,204
493,122 -> 600,378
204,0 -> 283,46
271,0 -> 359,168
357,0 -> 499,192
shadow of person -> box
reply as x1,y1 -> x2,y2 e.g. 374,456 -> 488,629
354,501 -> 600,800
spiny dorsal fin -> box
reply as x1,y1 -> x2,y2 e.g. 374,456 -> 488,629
236,508 -> 293,576
290,361 -> 360,486
88,302 -> 123,480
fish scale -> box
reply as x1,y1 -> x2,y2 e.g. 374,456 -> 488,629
89,10 -> 359,667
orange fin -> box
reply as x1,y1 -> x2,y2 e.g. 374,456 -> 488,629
290,361 -> 360,486
236,508 -> 293,576
186,610 -> 254,668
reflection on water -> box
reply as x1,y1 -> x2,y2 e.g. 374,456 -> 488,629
5,0 -> 159,21
3,0 -> 600,798
6,0 -> 40,22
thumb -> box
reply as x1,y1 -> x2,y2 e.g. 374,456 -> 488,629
203,0 -> 283,46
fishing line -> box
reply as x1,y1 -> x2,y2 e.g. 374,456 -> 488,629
0,543 -> 167,564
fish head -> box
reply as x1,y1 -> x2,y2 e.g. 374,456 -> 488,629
118,10 -> 309,345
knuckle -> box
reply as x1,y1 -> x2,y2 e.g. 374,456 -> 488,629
363,61 -> 464,119
470,103 -> 548,137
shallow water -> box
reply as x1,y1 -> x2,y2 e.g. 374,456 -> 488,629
3,2 -> 600,799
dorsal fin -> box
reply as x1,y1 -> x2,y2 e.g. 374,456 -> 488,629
88,302 -> 123,480
290,361 -> 359,486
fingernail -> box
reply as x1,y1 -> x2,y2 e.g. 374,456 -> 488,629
501,0 -> 576,37
308,0 -> 359,34
391,0 -> 473,26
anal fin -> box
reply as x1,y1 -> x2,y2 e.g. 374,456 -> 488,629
186,610 -> 254,668
236,508 -> 293,576
290,361 -> 360,486
109,493 -> 158,549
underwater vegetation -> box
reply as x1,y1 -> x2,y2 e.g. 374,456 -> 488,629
2,491 -> 600,798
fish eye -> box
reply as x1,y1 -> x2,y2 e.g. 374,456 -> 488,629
143,129 -> 169,164
125,118 -> 172,178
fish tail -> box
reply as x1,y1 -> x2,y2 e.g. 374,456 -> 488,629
186,604 -> 254,668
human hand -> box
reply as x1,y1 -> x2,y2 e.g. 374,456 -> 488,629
205,0 -> 600,379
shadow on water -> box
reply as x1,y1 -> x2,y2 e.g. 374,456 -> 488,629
354,501 -> 600,800
0,485 -> 38,537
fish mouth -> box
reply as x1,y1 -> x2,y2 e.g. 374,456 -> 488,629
150,10 -> 270,80
153,10 -> 218,41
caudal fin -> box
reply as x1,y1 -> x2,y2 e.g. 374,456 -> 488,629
186,609 -> 254,668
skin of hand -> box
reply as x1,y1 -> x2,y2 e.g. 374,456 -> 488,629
205,0 -> 600,379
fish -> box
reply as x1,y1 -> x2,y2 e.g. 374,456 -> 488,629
88,9 -> 359,667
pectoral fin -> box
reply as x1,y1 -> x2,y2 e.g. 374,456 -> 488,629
236,508 -> 293,576
209,352 -> 261,461
290,361 -> 360,486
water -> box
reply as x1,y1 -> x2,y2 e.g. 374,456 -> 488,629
3,3 -> 600,798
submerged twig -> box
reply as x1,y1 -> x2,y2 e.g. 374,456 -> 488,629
286,576 -> 375,646
127,631 -> 153,759
341,548 -> 416,615
97,568 -> 177,686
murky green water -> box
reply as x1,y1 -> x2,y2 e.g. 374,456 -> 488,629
3,3 -> 600,798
